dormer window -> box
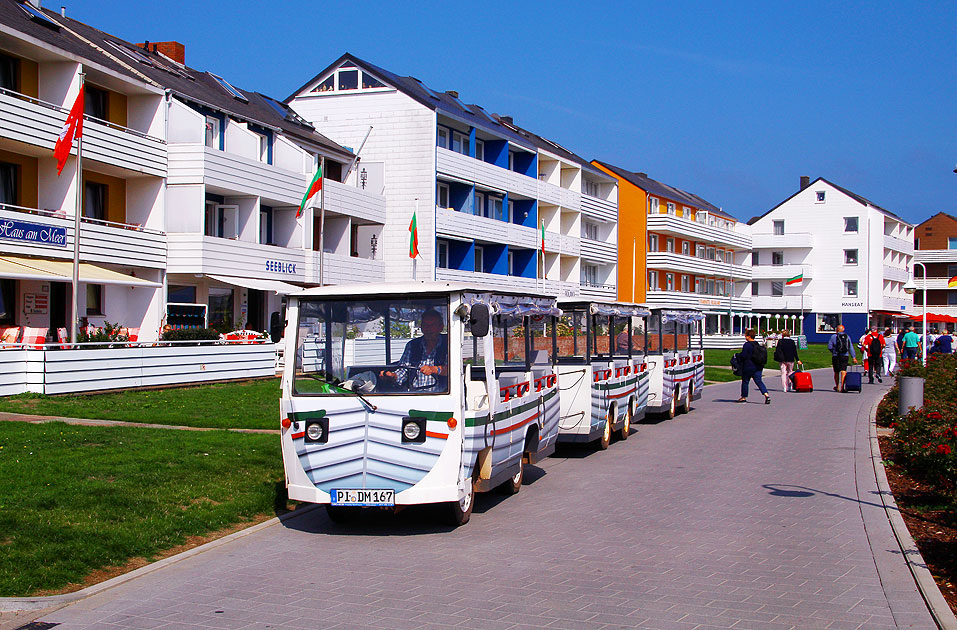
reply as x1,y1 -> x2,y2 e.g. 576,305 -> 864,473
311,63 -> 390,94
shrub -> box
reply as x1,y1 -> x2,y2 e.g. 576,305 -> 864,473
77,321 -> 129,348
160,327 -> 221,342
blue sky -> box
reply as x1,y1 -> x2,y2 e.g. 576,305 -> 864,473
68,0 -> 955,225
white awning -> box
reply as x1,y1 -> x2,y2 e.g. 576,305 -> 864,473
0,255 -> 161,287
208,275 -> 302,294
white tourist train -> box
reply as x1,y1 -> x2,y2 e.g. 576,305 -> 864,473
279,282 -> 562,526
553,300 -> 652,448
644,308 -> 706,418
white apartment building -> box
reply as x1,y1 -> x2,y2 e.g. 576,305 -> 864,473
749,176 -> 914,343
0,1 -> 167,340
287,54 -> 619,299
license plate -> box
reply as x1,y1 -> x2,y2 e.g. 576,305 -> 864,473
331,489 -> 395,507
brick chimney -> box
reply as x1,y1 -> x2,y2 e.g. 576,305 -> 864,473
445,90 -> 458,98
800,175 -> 810,191
136,41 -> 185,65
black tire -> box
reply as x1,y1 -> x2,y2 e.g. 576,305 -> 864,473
597,411 -> 612,450
325,505 -> 361,524
618,401 -> 630,440
448,482 -> 474,526
500,456 -> 524,495
665,387 -> 678,419
682,384 -> 693,414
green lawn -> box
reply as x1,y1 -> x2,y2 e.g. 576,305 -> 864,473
705,343 -> 834,371
0,378 -> 280,430
0,421 -> 286,597
704,367 -> 739,383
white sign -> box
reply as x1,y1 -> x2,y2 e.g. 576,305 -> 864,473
841,301 -> 864,309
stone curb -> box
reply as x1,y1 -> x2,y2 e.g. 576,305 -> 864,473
869,402 -> 957,629
0,504 -> 319,613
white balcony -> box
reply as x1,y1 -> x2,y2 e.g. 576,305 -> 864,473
751,232 -> 813,249
435,207 -> 539,250
537,180 -> 563,206
910,277 -> 957,290
0,89 -> 165,177
167,233 -> 305,281
579,283 -> 616,300
648,214 -> 751,249
580,237 -> 617,264
750,264 -> 811,281
169,144 -> 305,205
750,295 -> 808,311
0,204 -> 166,268
648,252 -> 752,279
560,188 -> 581,210
580,194 -> 616,222
882,265 -> 910,283
436,147 -> 540,199
882,296 -> 911,313
304,250 -> 385,286
323,179 -> 386,224
914,249 -> 957,263
883,233 -> 914,255
646,290 -> 750,311
435,267 -> 559,295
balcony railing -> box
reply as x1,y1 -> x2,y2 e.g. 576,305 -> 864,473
883,233 -> 914,254
750,264 -> 812,280
580,194 -> 616,222
0,87 -> 166,177
914,249 -> 957,263
647,251 -> 752,279
647,214 -> 751,249
167,234 -> 305,280
579,237 -> 617,263
646,290 -> 751,311
751,232 -> 814,249
0,202 -> 166,268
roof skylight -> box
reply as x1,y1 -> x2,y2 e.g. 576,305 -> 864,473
209,73 -> 248,103
18,2 -> 59,30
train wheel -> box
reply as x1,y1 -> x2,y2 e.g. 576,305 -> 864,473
598,411 -> 612,450
326,505 -> 361,524
666,387 -> 678,419
619,400 -> 632,440
501,456 -> 524,495
449,482 -> 474,526
683,384 -> 693,414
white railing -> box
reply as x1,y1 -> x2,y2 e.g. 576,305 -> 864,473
648,252 -> 752,279
323,179 -> 386,225
167,234 -> 305,281
0,341 -> 275,396
911,277 -> 957,290
750,264 -> 811,281
914,249 -> 957,263
579,283 -> 616,299
751,232 -> 814,249
305,250 -> 385,286
750,295 -> 807,310
883,233 -> 914,254
0,87 -> 166,177
0,203 -> 166,268
648,214 -> 751,249
882,265 -> 910,283
579,237 -> 617,263
646,290 -> 751,311
580,194 -> 616,222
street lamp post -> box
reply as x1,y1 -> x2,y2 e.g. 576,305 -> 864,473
903,261 -> 927,364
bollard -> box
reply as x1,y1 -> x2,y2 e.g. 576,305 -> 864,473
898,376 -> 924,416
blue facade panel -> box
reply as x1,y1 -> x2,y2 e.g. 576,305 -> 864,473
485,243 -> 508,275
512,199 -> 536,228
449,240 -> 473,271
486,140 -> 508,168
512,249 -> 536,278
802,312 -> 867,345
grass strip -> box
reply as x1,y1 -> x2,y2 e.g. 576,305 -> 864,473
0,378 -> 280,430
704,343 -> 835,370
0,421 -> 285,597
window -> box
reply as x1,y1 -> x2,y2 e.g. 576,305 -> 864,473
772,251 -> 784,266
947,264 -> 957,278
209,73 -> 248,103
204,115 -> 221,149
949,291 -> 957,306
649,197 -> 659,214
0,162 -> 17,206
648,270 -> 658,289
508,152 -> 515,172
815,191 -> 826,203
948,237 -> 957,250
681,241 -> 689,256
695,278 -> 704,294
83,182 -> 107,221
474,192 -> 485,217
752,251 -> 759,265
474,139 -> 484,161
337,69 -> 358,91
584,181 -> 600,197
437,241 -> 448,268
681,275 -> 689,292
773,220 -> 784,235
490,197 -> 504,221
167,285 -> 196,303
583,222 -> 599,240
696,244 -> 705,258
86,284 -> 104,316
648,234 -> 658,251
255,132 -> 269,163
817,313 -> 841,333
508,251 -> 515,276
362,73 -> 385,89
665,273 -> 674,291
437,182 -> 449,209
315,76 -> 335,92
666,202 -> 676,215
437,127 -> 449,149
666,238 -> 674,253
682,206 -> 691,219
844,217 -> 859,232
725,250 -> 733,263
843,280 -> 858,297
751,281 -> 759,296
451,130 -> 469,156
84,85 -> 108,120
583,265 -> 598,286
0,53 -> 18,91
844,249 -> 858,265
771,281 -> 783,296
204,204 -> 238,239
259,206 -> 273,245
507,200 -> 515,223
707,247 -> 715,260
474,246 -> 484,273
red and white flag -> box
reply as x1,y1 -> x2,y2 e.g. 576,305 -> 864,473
54,85 -> 84,175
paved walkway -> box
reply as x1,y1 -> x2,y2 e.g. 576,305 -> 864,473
19,371 -> 939,629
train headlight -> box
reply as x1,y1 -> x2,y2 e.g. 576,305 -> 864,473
304,419 -> 328,443
401,417 -> 426,443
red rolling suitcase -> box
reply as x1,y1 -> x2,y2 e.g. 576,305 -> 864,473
792,367 -> 813,392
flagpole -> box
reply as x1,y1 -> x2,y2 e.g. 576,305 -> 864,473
631,237 -> 636,303
413,198 -> 418,281
318,156 -> 325,287
70,73 -> 84,347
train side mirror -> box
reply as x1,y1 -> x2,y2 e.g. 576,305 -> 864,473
469,304 -> 490,337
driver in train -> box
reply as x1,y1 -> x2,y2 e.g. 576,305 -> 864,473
379,309 -> 449,391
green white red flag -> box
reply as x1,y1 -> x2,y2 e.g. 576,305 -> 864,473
54,85 -> 84,175
786,273 -> 803,286
540,220 -> 545,255
409,210 -> 419,258
298,164 -> 322,218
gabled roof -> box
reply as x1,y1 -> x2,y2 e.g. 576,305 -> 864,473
593,160 -> 733,219
0,0 -> 353,161
916,212 -> 957,229
288,53 -> 609,178
748,177 -> 909,226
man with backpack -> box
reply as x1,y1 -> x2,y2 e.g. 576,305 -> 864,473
861,326 -> 885,384
735,329 -> 771,405
827,324 -> 857,392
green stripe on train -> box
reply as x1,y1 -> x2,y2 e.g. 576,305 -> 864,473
464,388 -> 557,427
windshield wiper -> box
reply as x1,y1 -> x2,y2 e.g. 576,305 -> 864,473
305,372 -> 378,412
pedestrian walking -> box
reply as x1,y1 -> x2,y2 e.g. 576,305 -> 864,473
937,328 -> 953,354
862,326 -> 884,384
900,326 -> 921,361
773,329 -> 801,392
735,329 -> 771,404
827,324 -> 857,392
882,328 -> 897,376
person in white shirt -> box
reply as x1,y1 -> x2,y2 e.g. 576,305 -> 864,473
882,328 -> 897,376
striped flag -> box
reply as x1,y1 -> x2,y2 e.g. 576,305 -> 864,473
409,210 -> 419,258
949,275 -> 957,288
540,220 -> 546,255
786,273 -> 803,286
297,164 -> 322,218
54,86 -> 84,175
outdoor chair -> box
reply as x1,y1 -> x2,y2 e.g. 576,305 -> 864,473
1,326 -> 21,348
21,327 -> 49,349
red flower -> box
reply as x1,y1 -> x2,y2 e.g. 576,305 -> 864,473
928,412 -> 942,420
890,422 -> 898,429
936,444 -> 952,455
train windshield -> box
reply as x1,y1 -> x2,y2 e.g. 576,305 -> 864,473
294,296 -> 450,395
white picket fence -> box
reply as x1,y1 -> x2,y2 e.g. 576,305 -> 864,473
0,342 -> 276,396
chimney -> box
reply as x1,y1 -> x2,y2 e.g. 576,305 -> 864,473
445,90 -> 458,99
136,41 -> 185,65
60,5 -> 65,16
800,175 -> 810,191
499,115 -> 513,125
637,172 -> 648,178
